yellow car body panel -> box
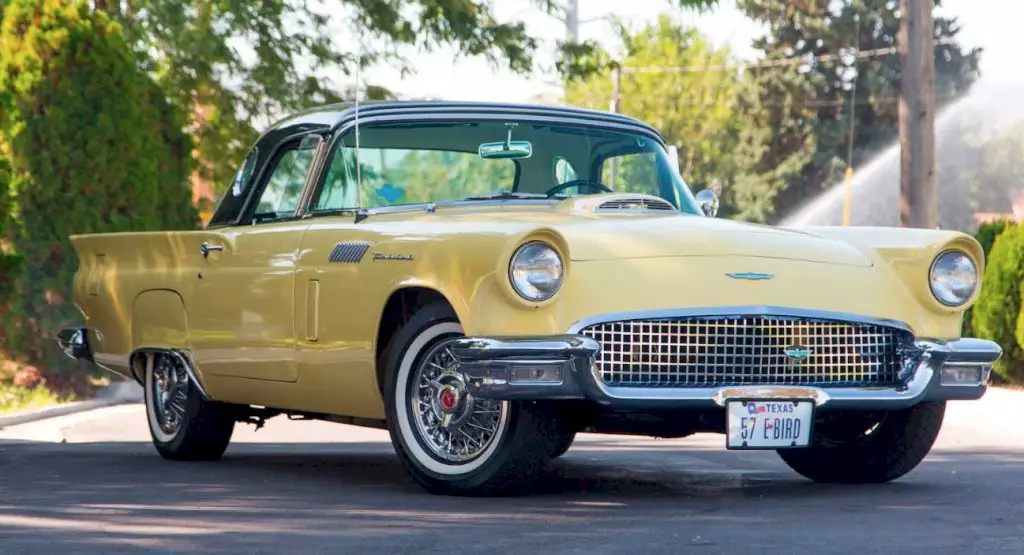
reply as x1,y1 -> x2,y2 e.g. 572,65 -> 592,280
54,101 -> 1002,494
68,200 -> 983,421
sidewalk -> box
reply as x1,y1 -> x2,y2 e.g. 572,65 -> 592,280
0,380 -> 142,430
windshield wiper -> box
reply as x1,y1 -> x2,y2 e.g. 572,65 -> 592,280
460,192 -> 562,201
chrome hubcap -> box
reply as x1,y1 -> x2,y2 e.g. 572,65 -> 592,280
410,337 -> 507,463
151,354 -> 190,436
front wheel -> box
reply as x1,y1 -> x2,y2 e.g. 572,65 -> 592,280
382,302 -> 561,496
144,351 -> 236,461
777,401 -> 946,483
549,431 -> 576,459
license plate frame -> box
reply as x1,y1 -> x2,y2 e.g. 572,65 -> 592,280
725,398 -> 815,450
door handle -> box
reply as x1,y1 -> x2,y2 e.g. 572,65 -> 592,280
200,241 -> 224,257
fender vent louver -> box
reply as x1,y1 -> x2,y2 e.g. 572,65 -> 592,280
329,241 -> 370,263
595,197 -> 676,212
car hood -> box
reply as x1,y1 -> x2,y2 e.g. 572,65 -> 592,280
365,195 -> 876,268
554,214 -> 874,267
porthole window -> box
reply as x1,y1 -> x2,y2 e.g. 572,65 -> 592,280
553,156 -> 578,185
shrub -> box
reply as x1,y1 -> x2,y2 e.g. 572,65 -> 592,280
0,0 -> 197,391
972,222 -> 1024,383
963,219 -> 1014,336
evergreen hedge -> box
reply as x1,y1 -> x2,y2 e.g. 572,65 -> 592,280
962,219 -> 1014,337
0,0 -> 197,391
971,222 -> 1024,383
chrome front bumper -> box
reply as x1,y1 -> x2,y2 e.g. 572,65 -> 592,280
449,335 -> 1002,411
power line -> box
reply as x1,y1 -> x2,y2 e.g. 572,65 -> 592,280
619,36 -> 957,74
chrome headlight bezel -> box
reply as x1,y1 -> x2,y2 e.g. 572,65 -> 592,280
928,249 -> 979,307
508,241 -> 565,303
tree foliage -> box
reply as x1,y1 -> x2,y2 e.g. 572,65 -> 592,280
80,1 -> 719,198
962,218 -> 1013,337
0,0 -> 196,390
564,16 -> 747,196
972,223 -> 1024,382
730,0 -> 981,223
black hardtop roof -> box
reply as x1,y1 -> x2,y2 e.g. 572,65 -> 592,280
266,99 -> 665,141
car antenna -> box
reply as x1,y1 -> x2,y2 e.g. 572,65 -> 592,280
353,23 -> 366,223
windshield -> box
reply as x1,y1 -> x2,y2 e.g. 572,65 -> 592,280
309,119 -> 703,215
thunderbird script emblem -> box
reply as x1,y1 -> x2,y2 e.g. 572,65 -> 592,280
725,272 -> 773,280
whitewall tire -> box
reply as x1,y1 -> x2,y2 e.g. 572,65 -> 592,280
382,301 -> 561,496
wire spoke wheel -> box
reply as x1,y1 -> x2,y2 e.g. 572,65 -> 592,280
150,354 -> 191,437
408,337 -> 508,463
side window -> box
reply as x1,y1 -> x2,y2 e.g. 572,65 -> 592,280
231,148 -> 259,197
312,144 -> 359,211
207,147 -> 260,226
600,152 -> 661,196
252,143 -> 316,220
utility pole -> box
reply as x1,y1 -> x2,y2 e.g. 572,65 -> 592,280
842,14 -> 860,227
565,0 -> 579,43
898,0 -> 937,229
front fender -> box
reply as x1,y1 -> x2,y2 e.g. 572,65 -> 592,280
791,226 -> 985,315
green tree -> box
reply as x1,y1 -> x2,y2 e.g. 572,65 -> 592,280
725,60 -> 818,221
973,223 -> 1024,383
80,1 -> 719,198
0,0 -> 196,392
962,218 -> 1013,337
733,0 -> 981,223
564,16 -> 748,195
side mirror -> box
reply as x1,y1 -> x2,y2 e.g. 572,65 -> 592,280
696,188 -> 719,218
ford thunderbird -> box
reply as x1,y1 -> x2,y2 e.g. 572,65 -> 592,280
57,101 -> 1000,495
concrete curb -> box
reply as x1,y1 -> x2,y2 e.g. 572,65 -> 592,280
0,380 -> 143,430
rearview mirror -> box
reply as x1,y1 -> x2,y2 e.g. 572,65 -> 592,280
696,188 -> 719,218
479,140 -> 533,160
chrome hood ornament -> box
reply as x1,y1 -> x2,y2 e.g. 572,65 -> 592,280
726,272 -> 774,280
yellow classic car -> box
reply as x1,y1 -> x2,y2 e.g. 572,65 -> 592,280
57,101 -> 1000,495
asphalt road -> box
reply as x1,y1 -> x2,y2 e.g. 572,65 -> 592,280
1,389 -> 1023,555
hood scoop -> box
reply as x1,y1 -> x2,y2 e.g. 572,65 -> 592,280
594,195 -> 677,213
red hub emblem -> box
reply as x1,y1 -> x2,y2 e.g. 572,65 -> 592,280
439,387 -> 458,411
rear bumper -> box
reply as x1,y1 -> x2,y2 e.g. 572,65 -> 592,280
57,327 -> 94,364
449,335 -> 1002,411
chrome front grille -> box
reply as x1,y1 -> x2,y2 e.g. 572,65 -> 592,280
579,315 -> 912,388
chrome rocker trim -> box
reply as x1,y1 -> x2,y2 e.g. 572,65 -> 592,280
449,310 -> 1003,411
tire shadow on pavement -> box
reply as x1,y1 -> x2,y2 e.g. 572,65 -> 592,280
0,440 -> 1022,554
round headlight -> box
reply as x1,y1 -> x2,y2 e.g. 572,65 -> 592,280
929,250 -> 978,306
509,241 -> 564,302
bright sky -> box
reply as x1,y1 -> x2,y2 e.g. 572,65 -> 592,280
359,0 -> 1022,103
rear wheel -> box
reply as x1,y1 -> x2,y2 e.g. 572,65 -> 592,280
776,401 -> 945,483
144,352 -> 235,461
382,302 -> 561,496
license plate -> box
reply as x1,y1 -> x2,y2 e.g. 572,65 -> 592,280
726,399 -> 814,449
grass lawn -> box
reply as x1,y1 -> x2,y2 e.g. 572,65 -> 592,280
0,382 -> 73,414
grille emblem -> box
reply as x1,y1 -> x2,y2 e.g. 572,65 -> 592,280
726,272 -> 773,280
784,345 -> 813,362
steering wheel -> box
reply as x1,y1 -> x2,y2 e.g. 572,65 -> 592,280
544,180 -> 614,197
